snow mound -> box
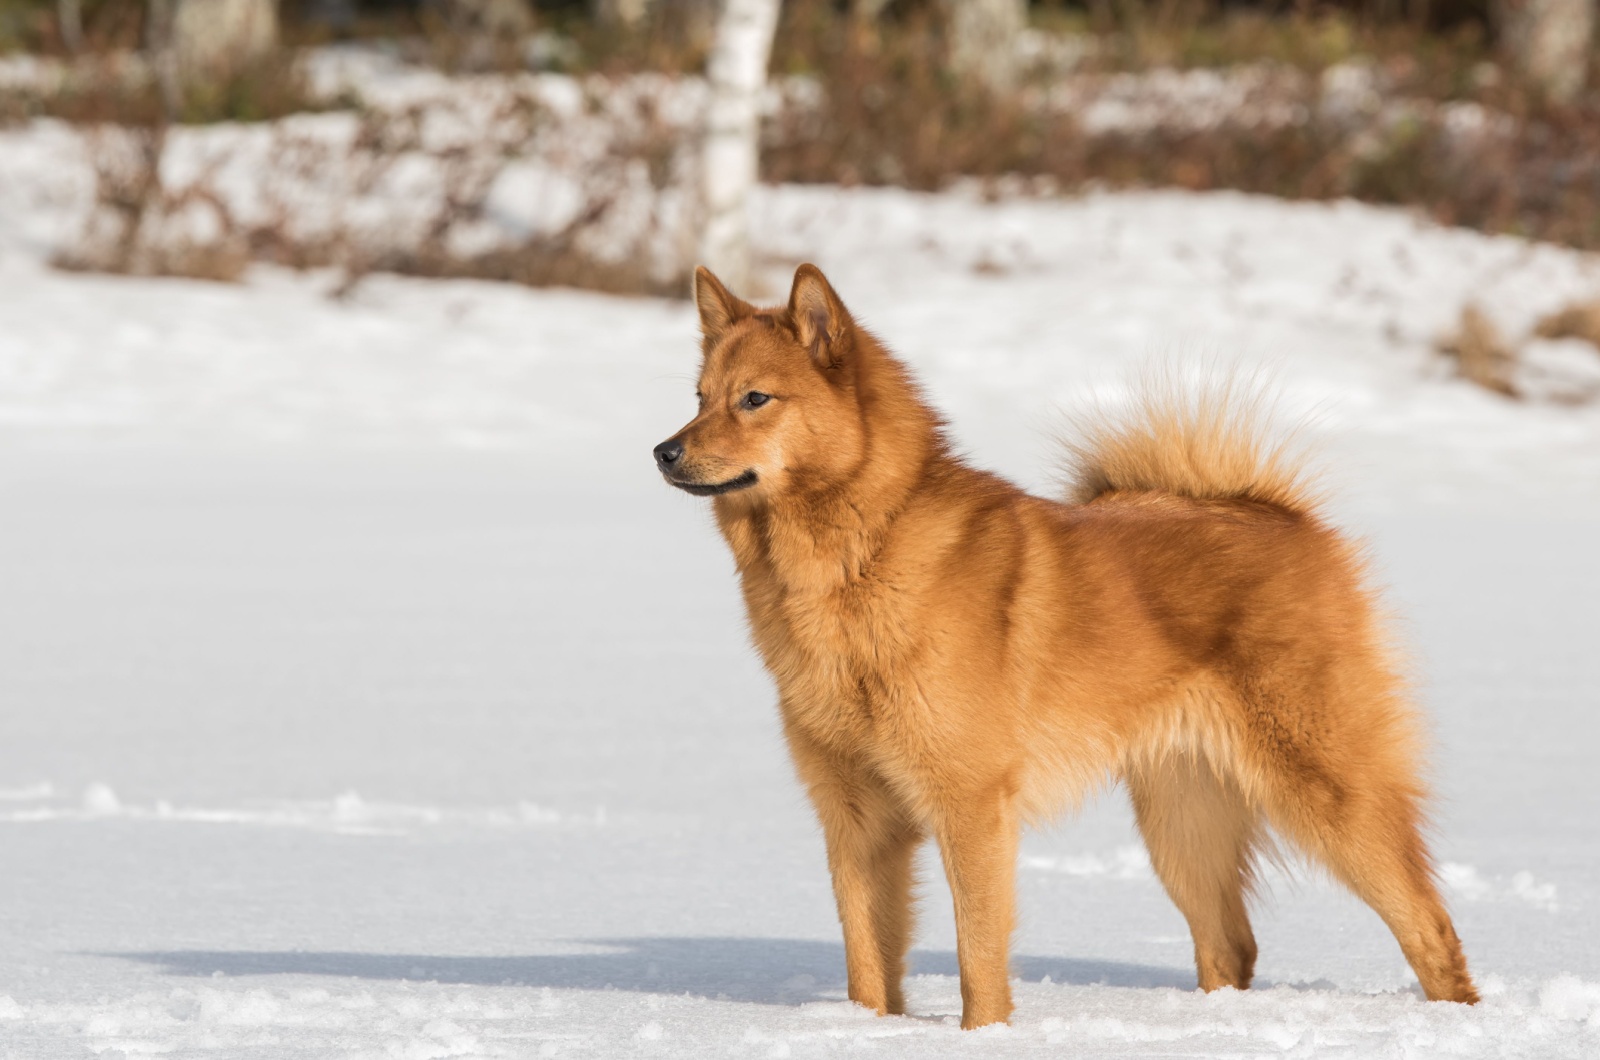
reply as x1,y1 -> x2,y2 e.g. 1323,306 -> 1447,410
0,788 -> 608,835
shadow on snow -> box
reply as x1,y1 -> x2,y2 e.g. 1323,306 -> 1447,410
109,937 -> 1196,1002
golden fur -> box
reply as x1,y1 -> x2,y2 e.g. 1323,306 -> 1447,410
654,263 -> 1478,1027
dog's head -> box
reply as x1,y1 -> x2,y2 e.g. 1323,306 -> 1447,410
654,263 -> 866,501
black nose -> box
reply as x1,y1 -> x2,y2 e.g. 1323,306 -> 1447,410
654,439 -> 684,469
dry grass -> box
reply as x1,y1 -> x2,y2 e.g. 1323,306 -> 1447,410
0,0 -> 145,55
9,3 -> 1600,252
0,0 -> 322,125
16,1 -> 1600,304
52,126 -> 252,281
51,78 -> 696,297
1436,303 -> 1520,398
1434,300 -> 1600,403
0,51 -> 325,127
1536,300 -> 1600,349
1052,6 -> 1494,90
762,2 -> 1600,252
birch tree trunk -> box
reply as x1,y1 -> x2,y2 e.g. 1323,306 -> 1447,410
1495,0 -> 1595,102
699,0 -> 781,292
59,0 -> 83,53
939,0 -> 1027,93
171,0 -> 279,82
146,0 -> 182,115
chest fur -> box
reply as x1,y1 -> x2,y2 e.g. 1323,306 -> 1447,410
726,515 -> 921,747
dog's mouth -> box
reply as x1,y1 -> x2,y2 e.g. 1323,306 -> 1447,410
665,469 -> 759,496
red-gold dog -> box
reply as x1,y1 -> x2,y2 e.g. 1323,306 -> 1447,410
654,263 -> 1477,1027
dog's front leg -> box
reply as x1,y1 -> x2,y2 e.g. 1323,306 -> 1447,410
798,749 -> 921,1015
934,789 -> 1018,1028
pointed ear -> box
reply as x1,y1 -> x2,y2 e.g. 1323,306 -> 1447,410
694,266 -> 754,341
787,264 -> 853,370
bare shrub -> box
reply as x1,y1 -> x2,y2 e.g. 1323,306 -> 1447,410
1535,300 -> 1600,350
50,71 -> 701,296
1433,300 -> 1600,404
1436,304 -> 1520,398
762,2 -> 1600,253
24,3 -> 1600,297
53,125 -> 250,280
0,47 -> 323,126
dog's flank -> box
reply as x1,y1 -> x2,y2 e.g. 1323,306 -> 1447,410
655,263 -> 1478,1028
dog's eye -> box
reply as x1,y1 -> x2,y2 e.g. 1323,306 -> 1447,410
743,391 -> 771,409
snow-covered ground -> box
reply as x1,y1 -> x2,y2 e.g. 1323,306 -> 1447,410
2,137 -> 1599,1055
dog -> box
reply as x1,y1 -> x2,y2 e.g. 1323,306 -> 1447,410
654,263 -> 1478,1027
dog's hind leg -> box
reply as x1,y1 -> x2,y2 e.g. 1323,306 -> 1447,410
1267,766 -> 1478,1003
1237,672 -> 1479,1004
1126,752 -> 1260,991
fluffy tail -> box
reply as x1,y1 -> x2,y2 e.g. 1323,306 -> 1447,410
1058,374 -> 1321,514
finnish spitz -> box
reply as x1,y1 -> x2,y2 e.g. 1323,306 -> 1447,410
654,263 -> 1477,1027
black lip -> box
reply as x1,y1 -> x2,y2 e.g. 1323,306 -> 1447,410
665,470 -> 759,496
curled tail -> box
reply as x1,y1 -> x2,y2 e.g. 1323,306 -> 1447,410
1058,374 -> 1321,515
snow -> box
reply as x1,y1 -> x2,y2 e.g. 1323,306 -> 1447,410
2,976 -> 1596,1057
2,112 -> 1600,1055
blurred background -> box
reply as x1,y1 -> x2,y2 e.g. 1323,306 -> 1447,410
2,0 -> 1600,287
1,1 -> 1599,1057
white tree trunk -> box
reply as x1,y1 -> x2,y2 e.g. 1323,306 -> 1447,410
699,0 -> 781,293
1495,0 -> 1595,102
172,0 -> 279,81
940,0 -> 1027,93
593,0 -> 653,29
59,0 -> 83,53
